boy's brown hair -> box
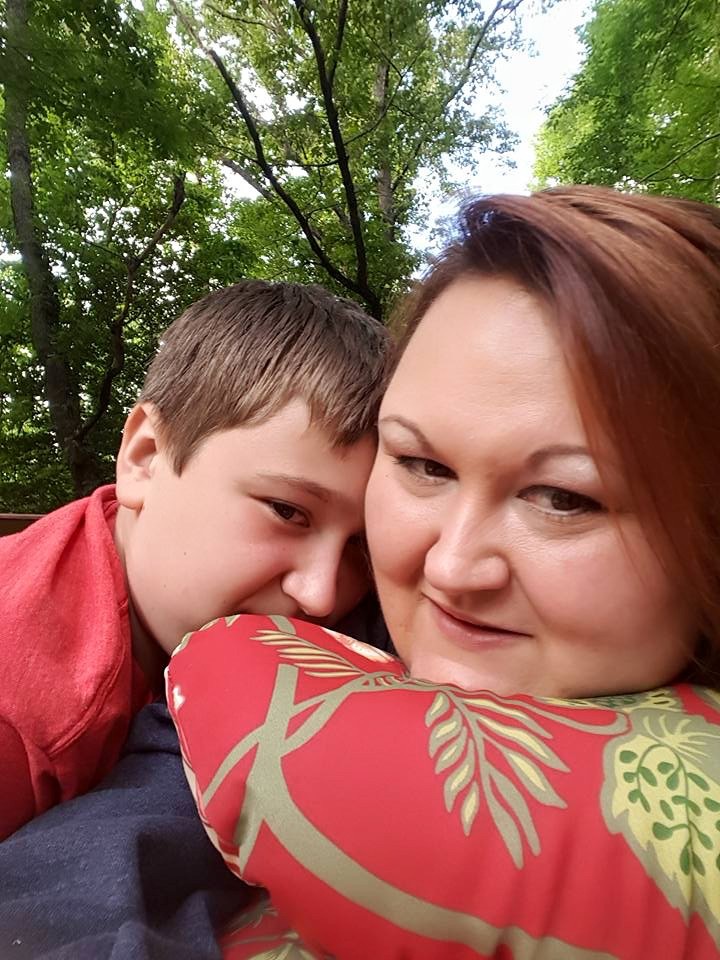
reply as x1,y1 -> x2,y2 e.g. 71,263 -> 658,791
140,280 -> 393,471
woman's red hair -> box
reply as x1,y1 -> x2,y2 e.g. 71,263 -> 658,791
397,186 -> 720,686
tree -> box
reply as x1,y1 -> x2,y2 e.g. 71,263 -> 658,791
168,0 -> 526,317
1,0 -> 529,510
0,0 -> 255,507
534,0 -> 720,204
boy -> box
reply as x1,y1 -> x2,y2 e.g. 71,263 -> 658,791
0,280 -> 392,839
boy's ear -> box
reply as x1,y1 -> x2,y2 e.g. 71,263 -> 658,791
115,403 -> 164,510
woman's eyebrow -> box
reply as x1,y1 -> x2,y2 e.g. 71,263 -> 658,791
381,419 -> 598,473
526,445 -> 593,468
378,415 -> 433,449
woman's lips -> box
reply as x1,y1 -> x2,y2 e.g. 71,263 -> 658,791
426,597 -> 530,649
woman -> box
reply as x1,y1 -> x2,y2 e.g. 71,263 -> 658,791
166,185 -> 720,959
367,185 -> 720,696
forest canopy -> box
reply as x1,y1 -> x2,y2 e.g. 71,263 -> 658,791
1,0 -> 529,509
3,0 -> 717,511
534,0 -> 719,204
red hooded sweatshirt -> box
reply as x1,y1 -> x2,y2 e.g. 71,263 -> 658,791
0,486 -> 152,838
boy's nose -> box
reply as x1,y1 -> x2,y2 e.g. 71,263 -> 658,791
281,556 -> 339,621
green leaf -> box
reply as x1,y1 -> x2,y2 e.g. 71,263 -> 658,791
688,772 -> 709,791
639,767 -> 658,787
652,822 -> 673,840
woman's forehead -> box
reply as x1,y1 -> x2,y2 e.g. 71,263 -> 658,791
388,277 -> 568,401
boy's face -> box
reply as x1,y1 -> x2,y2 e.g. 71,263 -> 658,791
115,398 -> 375,656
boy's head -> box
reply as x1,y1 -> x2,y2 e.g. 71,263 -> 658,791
140,280 -> 390,468
114,281 -> 393,660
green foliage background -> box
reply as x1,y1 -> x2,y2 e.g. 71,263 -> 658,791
534,0 -> 720,203
1,0 -> 523,510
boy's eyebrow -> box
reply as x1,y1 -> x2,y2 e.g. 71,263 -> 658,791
254,472 -> 333,503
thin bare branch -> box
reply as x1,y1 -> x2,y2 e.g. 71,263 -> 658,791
343,56 -> 421,147
168,0 -> 379,312
639,132 -> 720,182
222,156 -> 273,200
293,0 -> 377,309
206,3 -> 265,28
392,0 -> 526,193
80,235 -> 125,262
647,0 -> 694,81
132,174 -> 186,266
328,0 -> 348,88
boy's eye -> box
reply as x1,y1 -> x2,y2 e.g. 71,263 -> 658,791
393,455 -> 454,481
268,501 -> 309,527
520,485 -> 603,518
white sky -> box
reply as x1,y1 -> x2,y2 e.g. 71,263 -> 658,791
473,0 -> 591,194
411,0 -> 591,253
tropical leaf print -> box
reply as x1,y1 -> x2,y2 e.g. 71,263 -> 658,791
602,690 -> 720,937
221,891 -> 327,960
249,623 -> 627,870
253,617 -> 400,682
254,629 -> 368,679
255,632 -> 365,678
424,690 -> 622,868
589,688 -> 682,713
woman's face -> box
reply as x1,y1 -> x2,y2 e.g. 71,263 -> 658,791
365,274 -> 695,698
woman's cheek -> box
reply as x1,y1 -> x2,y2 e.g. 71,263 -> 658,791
520,530 -> 637,634
367,477 -> 416,574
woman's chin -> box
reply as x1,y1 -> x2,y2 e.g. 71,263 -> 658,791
407,650 -> 527,696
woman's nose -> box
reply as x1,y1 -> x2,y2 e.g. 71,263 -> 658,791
423,508 -> 511,595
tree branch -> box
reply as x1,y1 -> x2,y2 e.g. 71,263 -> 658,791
647,0 -> 694,81
293,0 -> 377,311
392,0 -> 526,193
328,0 -> 348,88
221,157 -> 273,199
205,3 -> 265,28
169,0 -> 380,317
5,0 -> 103,494
639,132 -> 720,183
374,59 -> 394,239
343,54 -> 420,148
132,173 -> 186,267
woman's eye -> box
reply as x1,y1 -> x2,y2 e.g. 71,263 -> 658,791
268,501 -> 309,526
393,455 -> 454,480
521,485 -> 603,517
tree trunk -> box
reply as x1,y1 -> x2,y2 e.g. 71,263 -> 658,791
4,0 -> 104,496
374,60 -> 395,242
